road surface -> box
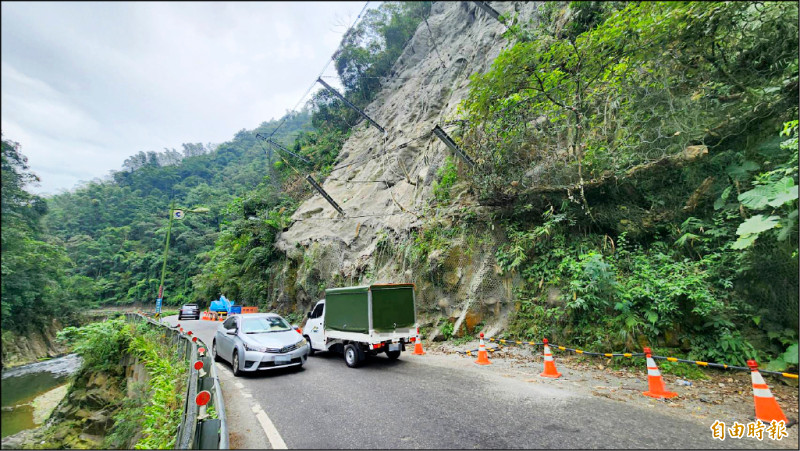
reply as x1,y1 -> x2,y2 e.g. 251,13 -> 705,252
165,316 -> 793,449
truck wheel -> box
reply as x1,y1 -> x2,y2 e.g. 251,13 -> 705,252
344,344 -> 363,368
304,336 -> 315,356
386,349 -> 401,360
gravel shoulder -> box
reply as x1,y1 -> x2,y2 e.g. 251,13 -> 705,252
430,339 -> 799,448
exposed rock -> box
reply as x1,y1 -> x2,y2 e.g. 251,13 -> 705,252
546,287 -> 563,307
270,2 -> 541,334
31,384 -> 70,425
464,311 -> 483,334
1,318 -> 69,369
664,328 -> 681,348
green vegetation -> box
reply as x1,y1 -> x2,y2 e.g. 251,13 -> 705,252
1,138 -> 77,334
433,157 -> 458,203
2,1 -> 797,378
58,318 -> 132,373
2,2 -> 430,322
455,1 -> 797,367
125,322 -> 186,449
194,1 -> 431,307
52,318 -> 188,449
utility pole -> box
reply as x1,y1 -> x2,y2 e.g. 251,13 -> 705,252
155,203 -> 209,318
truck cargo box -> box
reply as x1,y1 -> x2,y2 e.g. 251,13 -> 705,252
324,284 -> 415,334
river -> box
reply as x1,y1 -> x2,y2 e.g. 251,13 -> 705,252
1,354 -> 82,438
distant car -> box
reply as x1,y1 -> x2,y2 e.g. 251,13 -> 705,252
178,303 -> 200,320
212,313 -> 309,377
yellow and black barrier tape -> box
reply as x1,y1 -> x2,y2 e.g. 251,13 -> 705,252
458,335 -> 799,380
457,344 -> 504,356
486,338 -> 544,347
650,355 -> 798,379
550,343 -> 645,359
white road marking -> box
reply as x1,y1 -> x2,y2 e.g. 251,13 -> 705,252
242,392 -> 252,398
255,408 -> 288,449
235,382 -> 244,389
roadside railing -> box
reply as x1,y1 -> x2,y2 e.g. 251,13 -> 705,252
125,313 -> 229,449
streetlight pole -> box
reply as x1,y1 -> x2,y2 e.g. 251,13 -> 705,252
155,203 -> 209,318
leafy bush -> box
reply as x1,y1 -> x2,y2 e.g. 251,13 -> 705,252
460,2 -> 798,206
440,321 -> 454,341
57,318 -> 131,373
127,321 -> 186,450
433,157 -> 458,203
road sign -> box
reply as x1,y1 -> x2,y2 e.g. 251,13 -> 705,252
156,298 -> 162,313
173,209 -> 185,220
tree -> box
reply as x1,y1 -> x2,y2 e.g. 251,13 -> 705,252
1,137 -> 74,332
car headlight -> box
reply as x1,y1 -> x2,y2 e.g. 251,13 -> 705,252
297,338 -> 307,347
244,343 -> 266,353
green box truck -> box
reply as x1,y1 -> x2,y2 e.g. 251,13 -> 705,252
302,284 -> 418,367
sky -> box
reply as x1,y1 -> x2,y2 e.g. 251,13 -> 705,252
1,1 -> 371,195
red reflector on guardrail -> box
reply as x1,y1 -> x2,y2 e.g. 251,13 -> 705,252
187,331 -> 193,336
192,336 -> 198,342
195,390 -> 211,406
194,361 -> 203,370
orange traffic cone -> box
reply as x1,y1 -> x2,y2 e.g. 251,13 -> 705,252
540,338 -> 562,378
475,332 -> 491,365
747,360 -> 788,423
642,347 -> 677,399
412,328 -> 426,355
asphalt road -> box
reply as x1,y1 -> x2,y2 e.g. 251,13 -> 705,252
165,316 -> 790,449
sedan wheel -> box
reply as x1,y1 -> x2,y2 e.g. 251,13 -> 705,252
212,340 -> 221,362
232,350 -> 242,377
304,336 -> 315,357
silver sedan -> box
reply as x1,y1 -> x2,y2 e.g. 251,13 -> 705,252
212,313 -> 309,376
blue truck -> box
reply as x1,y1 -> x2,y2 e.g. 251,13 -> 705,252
208,295 -> 242,320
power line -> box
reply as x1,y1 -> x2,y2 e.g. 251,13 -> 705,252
267,1 -> 372,140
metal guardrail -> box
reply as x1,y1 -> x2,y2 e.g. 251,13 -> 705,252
125,313 -> 229,449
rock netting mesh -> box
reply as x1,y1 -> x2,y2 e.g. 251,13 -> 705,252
269,2 -> 539,327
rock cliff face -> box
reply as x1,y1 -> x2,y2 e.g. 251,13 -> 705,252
1,354 -> 149,450
1,319 -> 69,370
274,2 -> 540,336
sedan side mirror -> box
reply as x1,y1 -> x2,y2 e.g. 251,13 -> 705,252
226,329 -> 236,335
307,311 -> 312,318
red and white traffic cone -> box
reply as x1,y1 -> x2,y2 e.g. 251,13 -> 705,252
475,332 -> 491,365
540,338 -> 562,378
642,347 -> 677,399
747,360 -> 788,423
412,327 -> 426,355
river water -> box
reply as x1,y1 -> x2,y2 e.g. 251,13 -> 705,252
1,354 -> 82,438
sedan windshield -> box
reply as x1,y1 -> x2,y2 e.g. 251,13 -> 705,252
242,316 -> 291,334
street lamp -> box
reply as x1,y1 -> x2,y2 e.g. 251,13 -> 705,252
155,202 -> 209,317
